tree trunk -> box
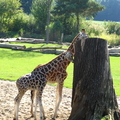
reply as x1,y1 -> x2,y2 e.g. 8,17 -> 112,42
76,12 -> 80,33
68,38 -> 120,120
46,0 -> 52,44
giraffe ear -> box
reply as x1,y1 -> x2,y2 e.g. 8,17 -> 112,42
78,32 -> 88,40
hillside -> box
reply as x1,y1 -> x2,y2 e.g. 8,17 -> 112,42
94,0 -> 120,21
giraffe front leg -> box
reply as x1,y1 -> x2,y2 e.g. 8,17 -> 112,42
34,92 -> 39,120
13,100 -> 19,120
52,82 -> 63,120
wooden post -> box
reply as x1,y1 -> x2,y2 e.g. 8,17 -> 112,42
68,38 -> 120,120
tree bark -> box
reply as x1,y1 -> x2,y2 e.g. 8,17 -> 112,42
76,12 -> 80,33
46,0 -> 52,44
68,38 -> 120,120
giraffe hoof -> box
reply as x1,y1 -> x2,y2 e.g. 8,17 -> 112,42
51,118 -> 56,120
31,115 -> 34,118
40,116 -> 46,120
13,118 -> 17,120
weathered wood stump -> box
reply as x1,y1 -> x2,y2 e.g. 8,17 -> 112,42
68,38 -> 120,120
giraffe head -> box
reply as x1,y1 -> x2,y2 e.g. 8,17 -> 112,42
65,51 -> 74,63
67,31 -> 88,55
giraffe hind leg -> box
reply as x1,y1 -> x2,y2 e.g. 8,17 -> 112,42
30,90 -> 36,117
52,82 -> 63,119
33,90 -> 46,120
13,90 -> 26,120
37,89 -> 46,120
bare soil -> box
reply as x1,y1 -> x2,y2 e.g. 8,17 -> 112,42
0,80 -> 120,120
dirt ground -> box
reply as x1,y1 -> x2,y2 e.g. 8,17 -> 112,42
0,80 -> 120,120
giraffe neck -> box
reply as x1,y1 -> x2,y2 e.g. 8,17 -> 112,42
33,51 -> 71,74
67,33 -> 81,55
67,32 -> 88,54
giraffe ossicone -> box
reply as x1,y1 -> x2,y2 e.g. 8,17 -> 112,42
13,31 -> 88,120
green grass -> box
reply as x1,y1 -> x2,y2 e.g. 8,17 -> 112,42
0,48 -> 57,80
0,47 -> 120,96
110,57 -> 120,96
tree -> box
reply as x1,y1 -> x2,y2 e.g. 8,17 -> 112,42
31,0 -> 48,34
53,0 -> 104,33
52,9 -> 76,35
0,0 -> 22,32
83,0 -> 105,18
20,0 -> 33,13
69,38 -> 120,120
46,0 -> 53,44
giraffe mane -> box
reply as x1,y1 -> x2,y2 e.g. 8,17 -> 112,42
33,52 -> 67,70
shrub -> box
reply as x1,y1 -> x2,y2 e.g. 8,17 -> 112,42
63,34 -> 76,42
104,21 -> 120,35
81,21 -> 107,36
9,13 -> 36,35
49,21 -> 63,42
100,33 -> 120,46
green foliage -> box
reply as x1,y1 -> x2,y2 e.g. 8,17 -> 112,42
6,31 -> 19,38
104,21 -> 120,35
53,0 -> 89,33
100,33 -> 120,46
52,21 -> 63,31
0,0 -> 119,47
0,0 -> 22,32
101,116 -> 110,120
20,0 -> 33,13
84,0 -> 105,18
80,20 -> 120,46
10,13 -> 36,34
81,20 -> 106,36
10,13 -> 27,31
53,0 -> 104,33
51,13 -> 77,35
31,0 -> 48,34
63,34 -> 77,42
49,21 -> 63,41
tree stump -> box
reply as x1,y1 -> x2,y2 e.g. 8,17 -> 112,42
68,38 -> 120,120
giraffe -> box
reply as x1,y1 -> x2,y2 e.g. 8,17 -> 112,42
13,32 -> 88,120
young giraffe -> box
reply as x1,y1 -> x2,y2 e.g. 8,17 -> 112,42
13,32 -> 88,120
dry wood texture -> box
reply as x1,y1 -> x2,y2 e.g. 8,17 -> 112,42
69,38 -> 120,120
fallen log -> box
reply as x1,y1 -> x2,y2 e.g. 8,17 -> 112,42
19,46 -> 62,51
0,43 -> 26,49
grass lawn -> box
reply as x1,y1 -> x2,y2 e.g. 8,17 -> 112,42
110,57 -> 120,96
0,46 -> 120,96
